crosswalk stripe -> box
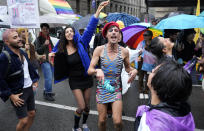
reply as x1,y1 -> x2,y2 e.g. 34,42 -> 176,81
35,100 -> 135,122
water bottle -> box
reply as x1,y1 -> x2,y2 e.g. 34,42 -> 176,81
100,80 -> 115,93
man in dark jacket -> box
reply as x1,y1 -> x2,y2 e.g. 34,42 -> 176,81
35,23 -> 55,101
93,24 -> 107,50
0,29 -> 39,131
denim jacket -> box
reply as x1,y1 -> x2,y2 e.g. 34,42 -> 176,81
0,46 -> 39,102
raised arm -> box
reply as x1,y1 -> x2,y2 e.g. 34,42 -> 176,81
81,0 -> 110,48
94,0 -> 110,18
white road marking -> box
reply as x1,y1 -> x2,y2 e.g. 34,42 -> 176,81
35,100 -> 135,122
193,85 -> 202,87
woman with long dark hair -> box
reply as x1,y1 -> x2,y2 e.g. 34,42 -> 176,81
54,1 -> 110,131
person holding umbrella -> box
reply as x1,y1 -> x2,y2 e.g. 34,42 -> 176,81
54,1 -> 110,131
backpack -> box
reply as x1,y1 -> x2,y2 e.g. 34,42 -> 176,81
1,50 -> 11,78
0,40 -> 4,53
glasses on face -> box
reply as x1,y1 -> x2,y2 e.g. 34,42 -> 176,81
108,28 -> 119,33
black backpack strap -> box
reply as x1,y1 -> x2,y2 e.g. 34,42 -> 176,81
0,40 -> 4,53
2,50 -> 11,78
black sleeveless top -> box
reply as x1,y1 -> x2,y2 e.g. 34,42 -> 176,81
66,51 -> 85,78
66,51 -> 93,90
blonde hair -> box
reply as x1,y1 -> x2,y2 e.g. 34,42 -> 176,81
17,28 -> 26,35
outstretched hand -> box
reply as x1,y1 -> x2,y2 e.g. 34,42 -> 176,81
127,69 -> 137,83
95,0 -> 110,18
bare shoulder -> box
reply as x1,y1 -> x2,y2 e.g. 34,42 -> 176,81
120,46 -> 129,56
93,45 -> 104,56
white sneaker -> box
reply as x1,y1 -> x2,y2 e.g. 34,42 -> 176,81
82,124 -> 90,131
144,94 -> 149,99
139,93 -> 144,99
135,75 -> 139,80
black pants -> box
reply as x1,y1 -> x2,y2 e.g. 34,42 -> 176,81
138,70 -> 149,94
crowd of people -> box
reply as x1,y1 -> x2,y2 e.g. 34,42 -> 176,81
1,0 -> 204,131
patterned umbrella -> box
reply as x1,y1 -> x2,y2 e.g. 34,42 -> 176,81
106,13 -> 140,27
122,25 -> 163,49
99,12 -> 107,19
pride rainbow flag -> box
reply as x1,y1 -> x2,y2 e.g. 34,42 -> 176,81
48,0 -> 74,15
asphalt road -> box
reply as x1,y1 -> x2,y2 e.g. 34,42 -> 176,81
0,70 -> 204,131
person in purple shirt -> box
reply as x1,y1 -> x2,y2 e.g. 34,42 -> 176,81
135,58 -> 195,131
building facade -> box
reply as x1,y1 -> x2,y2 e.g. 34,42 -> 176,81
68,0 -> 147,18
147,0 -> 204,19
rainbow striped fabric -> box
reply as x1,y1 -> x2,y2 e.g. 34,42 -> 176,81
48,0 -> 74,15
96,45 -> 123,104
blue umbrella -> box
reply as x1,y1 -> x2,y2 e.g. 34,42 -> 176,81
130,22 -> 151,27
155,14 -> 204,29
199,11 -> 204,17
106,13 -> 140,27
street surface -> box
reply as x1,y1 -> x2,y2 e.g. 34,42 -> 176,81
0,70 -> 204,131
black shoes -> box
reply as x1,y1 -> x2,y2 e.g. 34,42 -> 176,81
43,91 -> 55,96
43,92 -> 55,101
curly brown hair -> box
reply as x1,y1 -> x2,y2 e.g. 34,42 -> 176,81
58,25 -> 77,53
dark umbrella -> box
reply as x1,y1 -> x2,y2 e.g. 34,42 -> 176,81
106,12 -> 140,27
159,11 -> 184,21
72,14 -> 105,31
